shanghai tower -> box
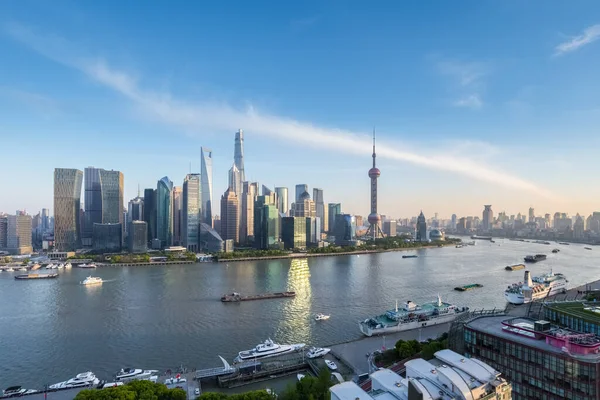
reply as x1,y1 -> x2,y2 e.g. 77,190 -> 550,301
234,129 -> 245,182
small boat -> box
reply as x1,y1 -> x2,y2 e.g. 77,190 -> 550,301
325,360 -> 338,371
454,284 -> 483,292
585,247 -> 592,251
45,264 -> 54,269
505,264 -> 526,271
6,267 -> 14,272
524,254 -> 546,263
64,263 -> 72,269
57,264 -> 64,269
81,276 -> 103,285
234,339 -> 305,363
30,263 -> 41,271
552,249 -> 560,253
78,263 -> 97,269
115,368 -> 159,382
19,267 -> 27,271
402,255 -> 418,259
297,374 -> 305,382
3,386 -> 38,397
315,313 -> 330,321
307,347 -> 331,359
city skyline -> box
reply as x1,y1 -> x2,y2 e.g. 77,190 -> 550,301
2,3 -> 600,215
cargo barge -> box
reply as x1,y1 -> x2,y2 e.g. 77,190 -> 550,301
454,284 -> 483,292
505,264 -> 526,271
15,273 -> 59,280
221,291 -> 296,302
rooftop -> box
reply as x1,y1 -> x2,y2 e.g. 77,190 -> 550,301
546,301 -> 600,324
466,316 -> 600,362
330,382 -> 375,400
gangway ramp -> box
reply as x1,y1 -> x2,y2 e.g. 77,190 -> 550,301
196,356 -> 236,379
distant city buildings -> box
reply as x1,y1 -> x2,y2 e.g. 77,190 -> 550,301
128,196 -> 144,223
172,186 -> 182,245
240,182 -> 258,245
143,188 -> 157,244
328,203 -> 341,234
334,214 -> 356,246
92,223 -> 122,253
54,168 -> 83,251
295,184 -> 308,203
254,195 -> 279,250
292,191 -> 316,218
313,188 -> 325,234
220,188 -> 239,243
1,213 -> 33,254
382,220 -> 396,237
482,205 -> 493,231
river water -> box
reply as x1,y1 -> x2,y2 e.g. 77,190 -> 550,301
1,239 -> 599,388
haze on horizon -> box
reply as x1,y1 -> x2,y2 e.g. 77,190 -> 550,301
1,1 -> 599,218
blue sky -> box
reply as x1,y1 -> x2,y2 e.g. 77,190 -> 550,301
1,1 -> 600,218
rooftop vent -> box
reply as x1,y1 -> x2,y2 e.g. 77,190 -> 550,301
460,358 -> 465,363
395,382 -> 402,388
470,378 -> 476,382
431,370 -> 437,374
442,365 -> 447,368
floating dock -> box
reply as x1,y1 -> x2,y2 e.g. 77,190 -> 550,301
15,273 -> 59,280
454,284 -> 483,292
505,264 -> 526,271
221,292 -> 296,302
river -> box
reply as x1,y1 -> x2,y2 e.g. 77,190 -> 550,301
1,238 -> 599,388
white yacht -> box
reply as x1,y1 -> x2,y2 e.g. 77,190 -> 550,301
505,270 -> 567,304
6,267 -> 14,272
115,368 -> 159,382
234,339 -> 305,363
306,347 -> 331,359
101,382 -> 124,389
315,313 -> 330,321
49,371 -> 100,390
19,267 -> 27,271
45,264 -> 54,269
64,263 -> 72,269
57,264 -> 64,269
82,276 -> 103,285
78,263 -> 97,269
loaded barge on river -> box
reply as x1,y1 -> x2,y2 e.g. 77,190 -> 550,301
221,292 -> 296,302
15,273 -> 59,280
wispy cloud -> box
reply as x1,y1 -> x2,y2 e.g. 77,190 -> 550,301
435,58 -> 489,109
453,94 -> 482,110
555,24 -> 600,56
4,23 -> 558,199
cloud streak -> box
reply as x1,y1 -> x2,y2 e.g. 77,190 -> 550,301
4,23 -> 557,199
555,24 -> 600,56
435,58 -> 488,109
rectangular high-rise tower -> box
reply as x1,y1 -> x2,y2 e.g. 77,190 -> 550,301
54,168 -> 83,251
275,187 -> 288,216
295,184 -> 308,202
313,188 -> 324,234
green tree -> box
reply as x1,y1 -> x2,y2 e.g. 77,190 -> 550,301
397,342 -> 413,359
198,393 -> 228,400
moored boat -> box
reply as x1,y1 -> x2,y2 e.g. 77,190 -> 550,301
552,249 -> 560,253
454,283 -> 483,292
234,339 -> 305,363
15,273 -> 59,280
306,347 -> 331,358
78,263 -> 97,269
49,371 -> 100,390
115,368 -> 159,382
402,255 -> 418,259
359,296 -> 469,337
504,270 -> 567,304
2,386 -> 38,397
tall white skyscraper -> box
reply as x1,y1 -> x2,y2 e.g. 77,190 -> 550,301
234,129 -> 245,182
201,147 -> 213,227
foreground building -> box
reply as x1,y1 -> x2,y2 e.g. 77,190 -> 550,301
281,217 -> 307,249
92,223 -> 122,253
330,349 -> 510,400
54,168 -> 83,251
454,314 -> 599,399
156,176 -> 174,248
128,220 -> 148,253
4,214 -> 33,254
334,214 -> 356,246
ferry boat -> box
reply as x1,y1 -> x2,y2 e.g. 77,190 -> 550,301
115,368 -> 159,382
49,371 -> 100,390
504,270 -> 567,304
81,276 -> 103,285
315,313 -> 330,321
359,296 -> 469,337
64,263 -> 72,269
233,339 -> 305,363
78,263 -> 97,269
524,254 -> 546,263
307,347 -> 331,358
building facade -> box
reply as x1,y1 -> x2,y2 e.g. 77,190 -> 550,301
313,188 -> 325,234
83,167 -> 103,246
275,187 -> 288,216
416,211 -> 427,242
306,216 -> 320,245
92,223 -> 122,253
201,147 -> 213,226
172,186 -> 182,245
199,222 -> 224,252
143,188 -> 156,244
54,168 -> 83,251
240,182 -> 258,245
292,192 -> 316,218
156,176 -> 174,248
382,220 -> 397,237
482,205 -> 493,231
0,215 -> 7,249
295,184 -> 308,203
328,203 -> 341,234
182,174 -> 201,252
281,217 -> 307,250
254,195 -> 280,249
99,169 -> 124,225
6,214 -> 33,254
220,188 -> 240,243
128,220 -> 148,253
128,196 -> 144,223
334,214 -> 356,246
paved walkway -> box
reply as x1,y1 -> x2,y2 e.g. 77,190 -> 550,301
330,323 -> 451,375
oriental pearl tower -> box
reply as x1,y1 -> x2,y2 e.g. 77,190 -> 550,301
366,129 -> 384,240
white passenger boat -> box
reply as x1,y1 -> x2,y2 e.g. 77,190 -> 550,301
315,313 -> 330,321
504,270 -> 567,304
306,347 -> 331,359
49,371 -> 100,389
115,368 -> 159,382
81,276 -> 103,285
234,338 -> 305,363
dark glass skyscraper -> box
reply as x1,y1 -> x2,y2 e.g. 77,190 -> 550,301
83,167 -> 102,246
183,173 -> 201,252
143,188 -> 156,243
156,177 -> 174,247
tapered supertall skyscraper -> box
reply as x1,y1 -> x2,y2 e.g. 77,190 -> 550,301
234,129 -> 245,182
201,147 -> 213,226
366,130 -> 384,239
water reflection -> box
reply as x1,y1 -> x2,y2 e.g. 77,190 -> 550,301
277,258 -> 312,343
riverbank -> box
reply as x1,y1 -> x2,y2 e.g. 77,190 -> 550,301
216,243 -> 455,263
97,261 -> 195,267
